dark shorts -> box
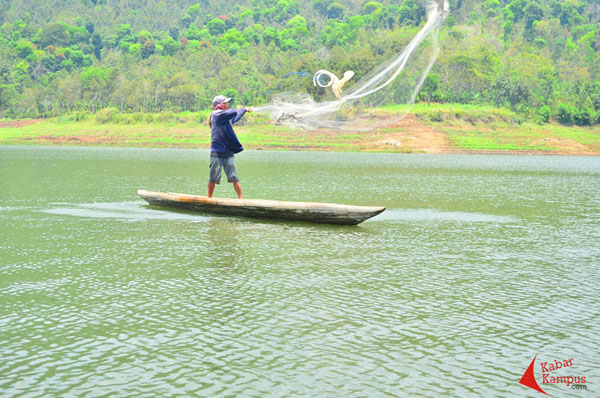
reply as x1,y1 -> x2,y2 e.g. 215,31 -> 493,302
209,156 -> 239,184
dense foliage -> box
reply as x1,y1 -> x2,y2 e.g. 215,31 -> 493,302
0,0 -> 599,125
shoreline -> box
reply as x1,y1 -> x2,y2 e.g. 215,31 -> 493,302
3,142 -> 599,156
1,105 -> 599,156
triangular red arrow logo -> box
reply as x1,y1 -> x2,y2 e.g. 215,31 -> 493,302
519,354 -> 549,395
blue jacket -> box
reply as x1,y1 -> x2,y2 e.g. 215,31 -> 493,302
210,109 -> 246,156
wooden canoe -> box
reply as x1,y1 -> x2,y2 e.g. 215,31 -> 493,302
138,190 -> 385,225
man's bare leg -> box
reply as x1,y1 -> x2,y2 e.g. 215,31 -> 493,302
208,182 -> 215,198
233,182 -> 242,199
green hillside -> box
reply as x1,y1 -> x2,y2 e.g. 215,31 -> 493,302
0,0 -> 599,126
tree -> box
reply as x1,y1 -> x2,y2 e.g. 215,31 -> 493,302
180,14 -> 193,29
363,2 -> 382,15
12,60 -> 31,88
441,44 -> 499,104
490,76 -> 531,111
591,79 -> 600,112
116,24 -> 133,43
239,9 -> 256,25
38,23 -> 70,47
207,18 -> 225,36
159,37 -> 180,56
85,21 -> 94,34
279,37 -> 297,51
326,2 -> 344,20
186,24 -> 203,40
69,25 -> 90,44
168,27 -> 180,41
40,54 -> 60,73
136,30 -> 153,43
69,50 -> 87,68
507,0 -> 528,21
91,32 -> 103,59
380,5 -> 401,29
502,8 -> 515,41
0,83 -> 19,117
242,25 -> 260,44
167,71 -> 198,111
80,67 -> 112,111
483,0 -> 501,18
523,2 -> 544,34
287,15 -> 308,39
128,43 -> 141,58
557,2 -> 584,27
321,21 -> 354,47
420,73 -> 440,105
312,0 -> 333,17
218,28 -> 246,54
187,4 -> 202,20
16,41 -> 35,58
556,102 -> 575,124
398,0 -> 423,26
262,27 -> 279,46
141,40 -> 156,59
276,0 -> 300,21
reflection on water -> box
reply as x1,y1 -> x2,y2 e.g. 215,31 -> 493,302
1,146 -> 599,397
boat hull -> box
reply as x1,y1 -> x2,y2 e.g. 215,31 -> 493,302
138,190 -> 385,225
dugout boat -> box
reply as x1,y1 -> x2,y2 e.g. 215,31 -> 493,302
138,190 -> 385,225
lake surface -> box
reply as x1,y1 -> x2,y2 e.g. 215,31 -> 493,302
1,146 -> 599,397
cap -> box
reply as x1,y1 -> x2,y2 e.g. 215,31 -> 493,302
212,95 -> 232,107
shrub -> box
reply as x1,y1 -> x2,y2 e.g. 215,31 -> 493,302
116,113 -> 137,124
57,112 -> 88,123
75,112 -> 88,121
555,102 -> 575,125
537,105 -> 551,123
157,111 -> 174,123
428,110 -> 444,122
95,107 -> 117,124
574,107 -> 592,126
132,113 -> 144,123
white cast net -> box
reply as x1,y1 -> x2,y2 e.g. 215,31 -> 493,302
254,0 -> 450,130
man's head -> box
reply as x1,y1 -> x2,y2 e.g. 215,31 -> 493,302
212,95 -> 232,109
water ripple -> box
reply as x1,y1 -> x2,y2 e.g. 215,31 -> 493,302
371,208 -> 519,223
1,148 -> 599,397
41,202 -> 209,222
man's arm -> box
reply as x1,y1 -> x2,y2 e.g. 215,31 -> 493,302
213,108 -> 248,125
230,109 -> 248,125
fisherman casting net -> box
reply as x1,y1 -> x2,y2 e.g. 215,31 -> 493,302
254,0 -> 449,130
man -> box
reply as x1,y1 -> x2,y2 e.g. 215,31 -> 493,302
207,95 -> 252,199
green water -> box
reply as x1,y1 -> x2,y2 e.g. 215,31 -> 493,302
1,146 -> 599,397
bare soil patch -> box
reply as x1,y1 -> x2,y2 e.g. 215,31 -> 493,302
0,119 -> 44,128
366,115 -> 454,153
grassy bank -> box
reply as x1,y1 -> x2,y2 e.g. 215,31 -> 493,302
1,104 -> 599,154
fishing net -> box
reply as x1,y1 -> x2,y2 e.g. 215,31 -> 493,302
255,0 -> 449,130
